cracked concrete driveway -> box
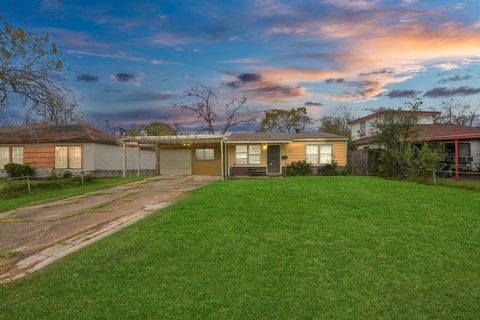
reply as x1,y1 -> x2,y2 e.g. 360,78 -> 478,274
0,175 -> 219,279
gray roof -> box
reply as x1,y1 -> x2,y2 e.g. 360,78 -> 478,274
227,131 -> 348,142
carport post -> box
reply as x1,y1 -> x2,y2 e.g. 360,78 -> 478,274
455,139 -> 459,180
137,142 -> 141,177
122,142 -> 127,178
220,139 -> 225,181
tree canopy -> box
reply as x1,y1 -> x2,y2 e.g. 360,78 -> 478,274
258,107 -> 312,132
0,18 -> 79,125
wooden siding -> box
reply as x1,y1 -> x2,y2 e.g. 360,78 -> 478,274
158,143 -> 221,176
227,140 -> 347,173
24,145 -> 55,168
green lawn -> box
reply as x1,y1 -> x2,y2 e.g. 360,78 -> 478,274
1,177 -> 479,319
0,176 -> 149,212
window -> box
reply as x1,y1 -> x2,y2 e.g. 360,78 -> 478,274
0,146 -> 24,169
359,121 -> 366,135
55,146 -> 82,169
12,147 -> 23,164
235,145 -> 261,164
195,148 -> 215,160
305,144 -> 333,165
0,147 -> 9,169
446,143 -> 471,157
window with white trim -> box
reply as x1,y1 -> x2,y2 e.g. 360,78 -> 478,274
235,145 -> 261,164
55,146 -> 82,169
0,147 -> 9,169
195,148 -> 215,160
0,146 -> 24,169
305,144 -> 333,165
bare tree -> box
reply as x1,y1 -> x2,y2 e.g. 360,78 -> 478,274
258,107 -> 312,132
434,99 -> 479,126
175,86 -> 254,134
0,18 -> 80,124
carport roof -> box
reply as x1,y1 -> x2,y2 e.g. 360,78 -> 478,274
120,135 -> 225,144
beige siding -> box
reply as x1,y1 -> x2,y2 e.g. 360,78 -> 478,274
93,143 -> 156,171
227,140 -> 347,173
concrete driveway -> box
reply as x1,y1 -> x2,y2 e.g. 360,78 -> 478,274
0,175 -> 219,281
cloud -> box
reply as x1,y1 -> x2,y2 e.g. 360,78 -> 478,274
149,32 -> 194,46
323,0 -> 382,10
358,69 -> 394,76
222,57 -> 263,64
39,28 -> 106,49
76,73 -> 99,82
325,78 -> 344,83
120,91 -> 179,102
437,75 -> 472,84
304,101 -> 323,106
110,72 -> 144,86
434,63 -> 460,71
225,73 -> 262,88
68,49 -> 145,62
385,89 -> 421,98
423,86 -> 480,98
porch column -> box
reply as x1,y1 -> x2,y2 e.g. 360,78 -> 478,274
137,142 -> 141,177
455,139 -> 459,180
155,144 -> 160,175
122,142 -> 127,178
220,140 -> 225,181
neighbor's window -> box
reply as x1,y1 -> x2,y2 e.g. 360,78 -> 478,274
195,148 -> 215,160
235,145 -> 261,165
0,146 -> 24,169
55,146 -> 82,169
359,121 -> 366,133
0,147 -> 9,169
12,147 -> 24,164
305,144 -> 333,165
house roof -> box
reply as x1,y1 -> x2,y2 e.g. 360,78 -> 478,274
415,124 -> 480,141
227,131 -> 348,143
348,110 -> 441,125
0,122 -> 118,145
121,135 -> 225,144
354,124 -> 480,145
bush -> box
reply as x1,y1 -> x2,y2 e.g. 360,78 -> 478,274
318,161 -> 338,176
4,163 -> 35,178
286,161 -> 313,176
62,171 -> 73,179
412,143 -> 440,181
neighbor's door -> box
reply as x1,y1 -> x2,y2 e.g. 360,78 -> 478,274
267,145 -> 280,174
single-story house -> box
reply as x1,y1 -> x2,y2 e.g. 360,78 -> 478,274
0,123 -> 156,177
121,131 -> 348,178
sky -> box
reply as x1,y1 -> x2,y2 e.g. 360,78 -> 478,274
2,0 -> 480,131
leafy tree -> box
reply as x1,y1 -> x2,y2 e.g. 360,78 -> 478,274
318,106 -> 352,137
258,107 -> 312,132
0,18 -> 79,124
175,86 -> 254,134
143,122 -> 176,135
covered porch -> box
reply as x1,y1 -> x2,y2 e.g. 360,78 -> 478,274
120,135 -> 227,180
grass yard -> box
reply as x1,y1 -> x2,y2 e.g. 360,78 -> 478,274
1,176 -> 479,319
0,176 -> 149,213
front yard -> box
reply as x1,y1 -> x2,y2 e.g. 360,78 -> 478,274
1,177 -> 479,319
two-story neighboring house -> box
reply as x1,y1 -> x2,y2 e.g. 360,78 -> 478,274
348,110 -> 480,176
349,110 -> 440,144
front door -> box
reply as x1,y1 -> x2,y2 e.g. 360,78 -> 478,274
267,145 -> 280,174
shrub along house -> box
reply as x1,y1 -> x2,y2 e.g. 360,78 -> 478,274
121,131 -> 348,178
0,123 -> 156,177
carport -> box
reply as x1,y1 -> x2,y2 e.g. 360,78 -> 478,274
120,135 -> 226,180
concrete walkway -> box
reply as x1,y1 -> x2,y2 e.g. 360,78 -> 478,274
0,175 -> 219,283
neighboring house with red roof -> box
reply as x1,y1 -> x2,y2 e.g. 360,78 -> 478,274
0,123 -> 156,177
348,111 -> 480,174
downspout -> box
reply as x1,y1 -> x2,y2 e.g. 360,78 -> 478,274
455,139 -> 459,180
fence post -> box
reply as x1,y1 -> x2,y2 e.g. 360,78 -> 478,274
81,171 -> 85,185
27,176 -> 31,193
432,171 -> 437,185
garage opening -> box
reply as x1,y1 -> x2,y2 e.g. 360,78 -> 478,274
159,149 -> 192,175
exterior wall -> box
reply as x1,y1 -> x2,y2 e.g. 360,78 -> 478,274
469,140 -> 480,171
227,140 -> 348,174
0,142 -> 155,177
158,143 -> 222,176
92,143 -> 155,171
351,115 -> 435,141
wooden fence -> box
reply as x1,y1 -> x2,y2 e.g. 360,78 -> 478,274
349,149 -> 377,176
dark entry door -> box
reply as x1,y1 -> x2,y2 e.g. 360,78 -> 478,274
267,145 -> 280,174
